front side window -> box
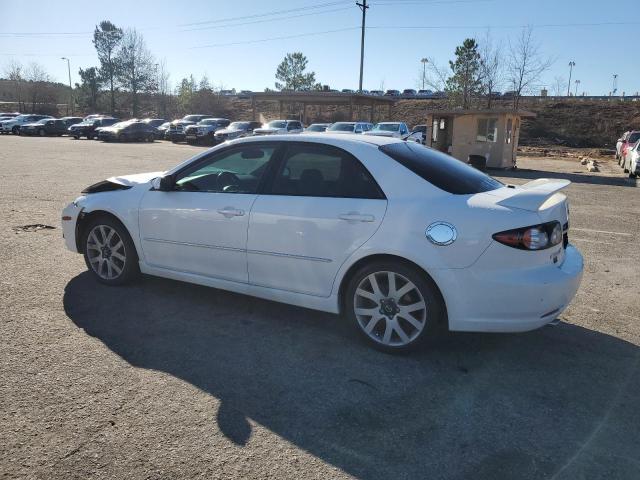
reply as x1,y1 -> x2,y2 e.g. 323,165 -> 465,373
477,118 -> 498,142
271,143 -> 384,199
380,142 -> 503,195
174,145 -> 276,193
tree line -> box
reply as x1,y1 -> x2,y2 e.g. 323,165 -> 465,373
2,22 -> 554,117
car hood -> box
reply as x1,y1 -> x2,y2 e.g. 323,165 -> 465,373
254,127 -> 282,133
215,128 -> 242,135
99,127 -> 120,133
363,130 -> 397,137
106,171 -> 165,187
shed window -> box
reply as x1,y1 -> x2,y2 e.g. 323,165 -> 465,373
505,118 -> 513,144
476,118 -> 498,142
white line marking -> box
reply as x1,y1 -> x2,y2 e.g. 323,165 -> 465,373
571,228 -> 633,237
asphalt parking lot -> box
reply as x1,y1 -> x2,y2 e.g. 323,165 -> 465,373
1,136 -> 639,480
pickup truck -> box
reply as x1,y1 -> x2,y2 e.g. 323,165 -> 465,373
166,115 -> 213,143
184,118 -> 231,145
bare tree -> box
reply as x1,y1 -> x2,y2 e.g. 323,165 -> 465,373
115,28 -> 156,116
552,76 -> 567,97
156,59 -> 171,118
4,60 -> 24,110
507,26 -> 553,109
24,62 -> 54,112
420,57 -> 449,93
478,31 -> 503,108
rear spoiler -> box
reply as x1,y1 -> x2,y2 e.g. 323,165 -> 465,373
497,178 -> 571,211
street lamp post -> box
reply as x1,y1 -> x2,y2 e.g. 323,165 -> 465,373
420,58 -> 428,90
567,61 -> 575,96
574,79 -> 581,97
612,74 -> 618,95
61,57 -> 73,115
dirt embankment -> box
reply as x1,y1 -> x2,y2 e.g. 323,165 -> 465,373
226,98 -> 640,149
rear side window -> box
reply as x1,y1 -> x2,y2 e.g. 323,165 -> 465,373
629,132 -> 640,143
271,143 -> 384,199
380,142 -> 502,195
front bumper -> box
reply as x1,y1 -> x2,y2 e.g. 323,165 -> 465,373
434,244 -> 584,332
61,200 -> 84,253
167,132 -> 186,142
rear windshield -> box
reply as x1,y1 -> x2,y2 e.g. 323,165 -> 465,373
328,123 -> 355,132
380,142 -> 503,195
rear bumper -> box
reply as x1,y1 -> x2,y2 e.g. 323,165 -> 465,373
434,245 -> 584,332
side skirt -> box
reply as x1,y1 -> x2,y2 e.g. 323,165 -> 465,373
139,262 -> 341,314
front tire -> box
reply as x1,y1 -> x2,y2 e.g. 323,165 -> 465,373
344,261 -> 445,353
82,216 -> 139,286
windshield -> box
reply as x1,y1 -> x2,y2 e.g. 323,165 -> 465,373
307,124 -> 327,132
34,119 -> 50,125
110,122 -> 128,128
159,122 -> 170,129
183,115 -> 203,122
628,132 -> 640,143
373,123 -> 400,132
380,142 -> 503,195
328,123 -> 355,132
199,119 -> 219,125
229,122 -> 249,130
266,121 -> 286,129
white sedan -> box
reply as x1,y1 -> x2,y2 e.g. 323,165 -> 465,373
61,134 -> 583,352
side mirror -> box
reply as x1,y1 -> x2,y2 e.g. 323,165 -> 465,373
152,175 -> 175,191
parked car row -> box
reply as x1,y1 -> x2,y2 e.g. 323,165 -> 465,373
617,130 -> 640,178
0,113 -> 83,135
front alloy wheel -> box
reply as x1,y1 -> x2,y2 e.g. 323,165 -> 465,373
346,262 -> 445,352
83,217 -> 139,285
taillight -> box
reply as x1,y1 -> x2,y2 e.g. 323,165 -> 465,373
493,221 -> 563,250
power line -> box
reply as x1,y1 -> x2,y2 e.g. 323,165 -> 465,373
178,1 -> 350,27
178,6 -> 355,32
188,27 -> 360,49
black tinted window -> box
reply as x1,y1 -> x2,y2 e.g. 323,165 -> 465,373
271,143 -> 384,199
380,142 -> 502,194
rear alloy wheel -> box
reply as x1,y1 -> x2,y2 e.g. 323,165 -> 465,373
83,217 -> 139,285
345,262 -> 445,352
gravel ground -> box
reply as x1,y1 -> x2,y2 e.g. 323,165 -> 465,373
1,136 -> 639,480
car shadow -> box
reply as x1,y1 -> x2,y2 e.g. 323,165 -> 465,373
490,167 -> 637,188
63,272 -> 640,479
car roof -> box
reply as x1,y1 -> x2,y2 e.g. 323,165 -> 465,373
233,132 -> 404,147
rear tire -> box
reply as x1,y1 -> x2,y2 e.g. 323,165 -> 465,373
344,261 -> 446,353
81,216 -> 139,286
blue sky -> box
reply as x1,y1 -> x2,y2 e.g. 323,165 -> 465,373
0,0 -> 637,96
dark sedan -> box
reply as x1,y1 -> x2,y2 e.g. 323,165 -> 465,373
98,121 -> 158,142
20,118 -> 68,136
69,117 -> 119,139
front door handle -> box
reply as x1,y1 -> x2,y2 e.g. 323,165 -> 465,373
338,212 -> 375,223
217,207 -> 245,218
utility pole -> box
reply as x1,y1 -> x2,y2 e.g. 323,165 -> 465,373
567,61 -> 575,96
612,74 -> 618,95
61,57 -> 73,115
421,58 -> 428,90
356,0 -> 369,92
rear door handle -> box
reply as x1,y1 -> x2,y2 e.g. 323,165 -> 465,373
217,207 -> 245,218
338,212 -> 375,223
